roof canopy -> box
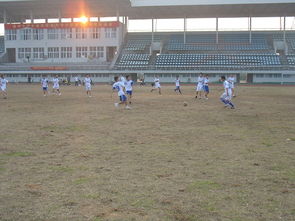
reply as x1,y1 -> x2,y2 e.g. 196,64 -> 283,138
0,0 -> 295,23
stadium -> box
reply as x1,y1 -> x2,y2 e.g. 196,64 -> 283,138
0,0 -> 295,221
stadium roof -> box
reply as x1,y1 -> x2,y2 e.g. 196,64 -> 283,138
0,0 -> 295,23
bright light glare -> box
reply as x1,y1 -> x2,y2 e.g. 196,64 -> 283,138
79,16 -> 88,24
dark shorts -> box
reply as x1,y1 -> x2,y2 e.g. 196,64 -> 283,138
43,87 -> 48,91
126,91 -> 133,95
204,85 -> 209,93
120,95 -> 127,102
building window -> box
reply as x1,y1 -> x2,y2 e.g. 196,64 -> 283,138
89,28 -> 100,39
61,47 -> 72,58
33,48 -> 44,59
18,48 -> 25,59
48,47 -> 59,58
105,28 -> 116,38
89,46 -> 104,59
76,47 -> 88,58
20,29 -> 32,40
61,28 -> 72,39
33,29 -> 44,40
47,29 -> 59,40
76,28 -> 87,39
6,29 -> 17,40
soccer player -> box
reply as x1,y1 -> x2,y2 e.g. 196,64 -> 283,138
220,76 -> 235,109
174,76 -> 182,94
41,76 -> 49,96
74,76 -> 79,86
120,75 -> 127,84
228,74 -> 236,97
151,75 -> 161,95
195,73 -> 204,99
52,75 -> 61,96
0,74 -> 8,99
125,75 -> 134,104
204,74 -> 210,100
112,76 -> 131,109
84,74 -> 92,97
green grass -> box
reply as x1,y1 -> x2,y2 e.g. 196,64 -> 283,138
0,152 -> 33,157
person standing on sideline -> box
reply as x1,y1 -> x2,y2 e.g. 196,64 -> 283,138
0,74 -> 8,99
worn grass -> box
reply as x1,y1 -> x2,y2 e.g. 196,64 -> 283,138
0,84 -> 294,221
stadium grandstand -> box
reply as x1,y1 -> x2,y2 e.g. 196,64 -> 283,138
0,0 -> 295,84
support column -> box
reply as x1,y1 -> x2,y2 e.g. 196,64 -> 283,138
58,10 -> 62,23
249,17 -> 252,44
116,9 -> 120,22
184,17 -> 187,44
30,10 -> 34,23
3,10 -> 7,24
152,18 -> 154,43
216,17 -> 219,44
283,16 -> 286,44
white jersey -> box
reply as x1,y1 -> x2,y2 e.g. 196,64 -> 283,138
125,80 -> 134,91
154,78 -> 161,88
175,79 -> 180,87
84,77 -> 91,86
41,78 -> 48,88
0,78 -> 8,90
52,78 -> 59,88
222,80 -> 232,100
113,81 -> 125,96
74,77 -> 79,82
197,76 -> 204,86
204,78 -> 209,85
120,76 -> 126,84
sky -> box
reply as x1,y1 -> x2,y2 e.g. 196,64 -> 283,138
1,17 -> 295,35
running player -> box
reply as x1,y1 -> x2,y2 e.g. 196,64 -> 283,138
41,76 -> 49,96
52,75 -> 61,96
0,74 -> 8,99
195,73 -> 204,99
204,74 -> 210,100
220,76 -> 235,109
151,76 -> 161,95
174,76 -> 182,94
112,76 -> 131,109
84,74 -> 92,97
228,74 -> 236,97
125,75 -> 134,104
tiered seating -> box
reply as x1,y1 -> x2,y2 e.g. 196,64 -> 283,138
124,40 -> 149,51
116,54 -> 150,69
286,55 -> 295,65
155,54 -> 281,69
0,36 -> 4,53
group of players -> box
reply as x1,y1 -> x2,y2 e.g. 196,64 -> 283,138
0,73 -> 236,109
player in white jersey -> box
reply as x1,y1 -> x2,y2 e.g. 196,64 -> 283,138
0,74 -> 8,99
120,75 -> 127,84
151,76 -> 162,95
195,73 -> 204,99
220,76 -> 235,109
74,76 -> 79,86
52,75 -> 61,96
41,76 -> 49,96
84,74 -> 92,97
174,76 -> 182,94
112,76 -> 131,109
203,74 -> 210,100
125,75 -> 134,104
228,75 -> 236,97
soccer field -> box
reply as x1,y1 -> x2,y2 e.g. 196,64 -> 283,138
0,84 -> 294,221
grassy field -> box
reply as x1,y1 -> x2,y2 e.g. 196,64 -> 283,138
0,84 -> 294,221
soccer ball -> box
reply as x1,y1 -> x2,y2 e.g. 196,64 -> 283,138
183,102 -> 188,107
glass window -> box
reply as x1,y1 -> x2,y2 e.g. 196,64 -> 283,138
18,48 -> 25,59
33,48 -> 44,59
48,47 -> 59,58
105,28 -> 117,38
89,46 -> 104,58
89,28 -> 100,39
76,46 -> 88,58
61,47 -> 72,58
20,29 -> 32,40
61,28 -> 72,39
47,29 -> 59,40
76,28 -> 87,39
33,29 -> 44,40
6,29 -> 17,41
